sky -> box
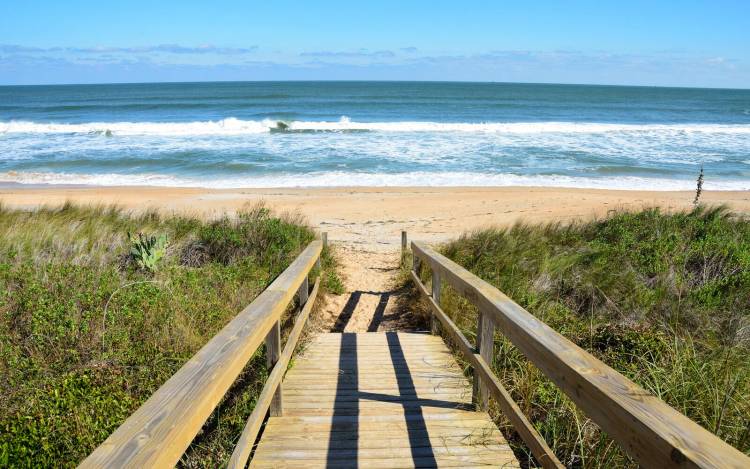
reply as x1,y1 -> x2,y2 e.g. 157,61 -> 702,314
0,1 -> 748,88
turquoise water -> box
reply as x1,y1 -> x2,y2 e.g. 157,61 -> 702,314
0,81 -> 748,189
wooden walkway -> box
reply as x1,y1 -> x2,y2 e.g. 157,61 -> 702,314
250,332 -> 519,468
82,237 -> 750,468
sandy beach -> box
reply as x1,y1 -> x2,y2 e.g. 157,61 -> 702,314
5,185 -> 750,333
2,185 -> 749,247
5,184 -> 749,331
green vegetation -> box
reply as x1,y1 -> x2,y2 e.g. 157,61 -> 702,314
127,231 -> 168,272
424,206 -> 750,467
0,203 -> 337,468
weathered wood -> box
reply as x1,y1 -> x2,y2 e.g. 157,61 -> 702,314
412,270 -> 562,468
79,241 -> 322,469
265,321 -> 283,417
473,310 -> 494,411
430,268 -> 441,335
265,414 -> 499,427
251,455 -> 515,469
401,230 -> 407,252
321,232 -> 328,249
297,275 -> 309,306
250,333 -> 519,468
228,277 -> 321,469
412,241 -> 750,469
253,444 -> 513,459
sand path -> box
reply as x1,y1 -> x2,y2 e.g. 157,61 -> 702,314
313,242 -> 422,333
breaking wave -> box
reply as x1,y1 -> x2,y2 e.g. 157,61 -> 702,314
1,170 -> 749,191
2,117 -> 750,136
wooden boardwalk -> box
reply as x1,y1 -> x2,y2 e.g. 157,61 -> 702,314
82,237 -> 750,468
250,332 -> 519,468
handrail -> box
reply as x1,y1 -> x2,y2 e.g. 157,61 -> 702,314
228,276 -> 320,468
411,241 -> 750,469
411,269 -> 563,468
80,239 -> 324,468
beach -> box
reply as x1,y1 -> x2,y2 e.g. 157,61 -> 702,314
2,185 -> 749,247
8,184 -> 750,333
3,81 -> 749,333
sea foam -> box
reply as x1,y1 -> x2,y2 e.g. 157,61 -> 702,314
2,118 -> 750,136
1,170 -> 748,191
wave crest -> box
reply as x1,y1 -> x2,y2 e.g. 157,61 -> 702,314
2,117 -> 750,136
1,170 -> 749,191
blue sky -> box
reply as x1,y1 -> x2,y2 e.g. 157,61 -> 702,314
1,1 -> 748,87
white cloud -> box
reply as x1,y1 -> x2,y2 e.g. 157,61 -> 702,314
0,44 -> 747,87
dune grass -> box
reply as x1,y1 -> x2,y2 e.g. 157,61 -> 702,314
414,206 -> 749,467
0,202 -> 338,468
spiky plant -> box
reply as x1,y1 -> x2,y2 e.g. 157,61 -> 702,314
128,231 -> 168,272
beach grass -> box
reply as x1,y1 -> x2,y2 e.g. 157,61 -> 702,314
407,206 -> 750,467
0,202 -> 339,467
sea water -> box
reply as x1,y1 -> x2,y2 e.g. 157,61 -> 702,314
0,81 -> 748,189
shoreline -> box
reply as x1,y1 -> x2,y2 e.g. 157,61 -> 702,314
2,185 -> 749,248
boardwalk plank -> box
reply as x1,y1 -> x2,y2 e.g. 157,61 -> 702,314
250,332 -> 519,468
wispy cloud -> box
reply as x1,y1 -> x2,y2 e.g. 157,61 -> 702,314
0,44 -> 746,87
0,43 -> 258,56
69,44 -> 258,55
300,49 -> 395,59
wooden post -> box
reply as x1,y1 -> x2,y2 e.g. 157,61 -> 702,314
265,321 -> 283,416
321,232 -> 328,249
430,269 -> 441,335
473,310 -> 495,411
298,276 -> 309,307
401,231 -> 407,253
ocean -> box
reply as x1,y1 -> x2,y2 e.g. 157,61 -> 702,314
0,81 -> 748,190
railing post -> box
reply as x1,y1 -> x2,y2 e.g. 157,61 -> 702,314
430,268 -> 441,335
265,321 -> 283,416
473,310 -> 495,411
298,275 -> 309,306
321,232 -> 328,250
401,231 -> 407,253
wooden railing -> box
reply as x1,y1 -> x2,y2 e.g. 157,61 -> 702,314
410,240 -> 750,469
79,238 -> 325,468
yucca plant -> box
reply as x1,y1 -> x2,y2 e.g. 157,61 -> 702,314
128,231 -> 168,272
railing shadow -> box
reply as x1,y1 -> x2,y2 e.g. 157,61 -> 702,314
326,332 -> 469,467
327,333 -> 358,467
384,331 -> 438,466
332,290 -> 392,332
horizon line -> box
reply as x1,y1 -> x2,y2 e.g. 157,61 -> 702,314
1,78 -> 748,92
